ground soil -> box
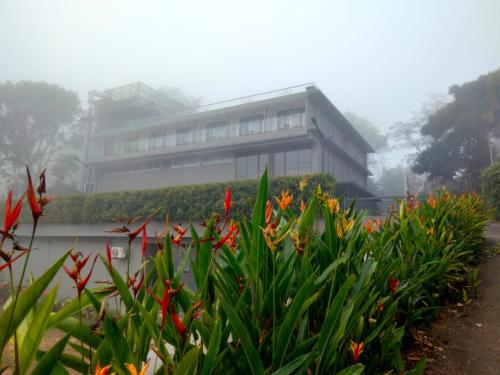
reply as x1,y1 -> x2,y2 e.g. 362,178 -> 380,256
407,221 -> 500,375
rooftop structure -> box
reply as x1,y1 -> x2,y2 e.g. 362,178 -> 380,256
80,83 -> 374,196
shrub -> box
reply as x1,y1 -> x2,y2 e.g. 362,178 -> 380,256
481,161 -> 500,219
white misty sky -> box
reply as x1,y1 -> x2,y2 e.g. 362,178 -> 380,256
1,0 -> 499,132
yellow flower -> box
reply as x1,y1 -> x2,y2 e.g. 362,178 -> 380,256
326,198 -> 339,215
125,363 -> 150,375
275,190 -> 293,210
336,216 -> 354,239
299,179 -> 308,192
427,226 -> 434,235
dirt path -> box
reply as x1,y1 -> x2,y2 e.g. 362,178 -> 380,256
425,221 -> 500,374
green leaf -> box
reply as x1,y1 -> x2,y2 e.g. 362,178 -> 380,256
173,345 -> 201,375
201,320 -> 222,375
19,286 -> 59,374
0,250 -> 70,354
220,300 -> 264,375
335,364 -> 364,375
31,334 -> 70,375
270,354 -> 309,375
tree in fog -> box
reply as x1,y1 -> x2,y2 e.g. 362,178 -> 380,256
0,81 -> 81,190
413,69 -> 500,189
344,112 -> 387,151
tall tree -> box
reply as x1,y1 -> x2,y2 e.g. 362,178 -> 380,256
344,112 -> 387,150
412,69 -> 500,188
0,81 -> 81,190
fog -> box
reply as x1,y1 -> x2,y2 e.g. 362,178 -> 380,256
0,0 -> 499,195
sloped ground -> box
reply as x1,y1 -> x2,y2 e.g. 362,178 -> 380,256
424,221 -> 500,374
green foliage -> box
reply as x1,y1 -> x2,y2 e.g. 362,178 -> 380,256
413,69 -> 500,188
481,161 -> 500,219
0,172 -> 490,374
41,174 -> 334,223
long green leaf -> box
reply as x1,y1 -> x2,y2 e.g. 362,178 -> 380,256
200,320 -> 222,375
31,334 -> 70,375
0,250 -> 70,354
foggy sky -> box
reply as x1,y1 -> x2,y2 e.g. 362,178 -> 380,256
1,0 -> 499,131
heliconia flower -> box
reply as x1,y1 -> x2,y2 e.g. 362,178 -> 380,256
147,279 -> 171,328
141,227 -> 148,257
299,179 -> 308,192
427,192 -> 437,209
3,191 -> 24,234
128,270 -> 145,297
125,362 -> 150,375
170,311 -> 186,335
337,217 -> 354,239
350,340 -> 365,363
128,209 -> 159,244
427,226 -> 434,235
364,219 -> 375,234
224,186 -> 232,219
94,362 -> 112,375
389,278 -> 399,294
171,224 -> 188,245
0,250 -> 29,272
275,190 -> 293,211
214,222 -> 238,250
26,167 -> 42,221
327,198 -> 340,215
300,200 -> 306,213
105,242 -> 113,273
265,200 -> 272,225
63,252 -> 98,298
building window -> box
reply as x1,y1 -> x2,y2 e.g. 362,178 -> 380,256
273,148 -> 311,177
277,108 -> 305,130
172,156 -> 200,168
206,121 -> 228,141
202,155 -> 233,165
239,114 -> 263,136
148,132 -> 163,150
103,140 -> 114,156
124,136 -> 139,153
176,127 -> 195,145
236,154 -> 268,180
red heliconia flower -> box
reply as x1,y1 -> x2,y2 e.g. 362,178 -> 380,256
265,200 -> 272,225
171,224 -> 188,245
350,340 -> 365,363
26,167 -> 42,221
128,209 -> 159,244
63,252 -> 98,298
389,278 -> 399,294
94,362 -> 112,375
3,191 -> 24,234
0,250 -> 29,272
106,242 -> 113,273
170,311 -> 186,335
128,270 -> 145,297
224,186 -> 232,219
147,279 -> 171,328
214,222 -> 238,250
141,227 -> 148,257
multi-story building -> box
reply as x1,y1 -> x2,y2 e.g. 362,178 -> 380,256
81,82 -> 374,196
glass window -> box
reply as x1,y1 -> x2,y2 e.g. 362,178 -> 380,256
172,156 -> 200,168
236,154 -> 267,180
298,149 -> 312,174
240,114 -> 263,136
274,152 -> 285,176
277,108 -> 305,130
124,136 -> 139,153
103,140 -> 114,156
236,157 -> 247,180
148,132 -> 162,150
176,127 -> 195,145
206,121 -> 228,141
259,153 -> 269,175
286,151 -> 299,176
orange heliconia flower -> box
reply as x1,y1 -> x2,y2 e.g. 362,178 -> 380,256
275,191 -> 293,210
326,198 -> 339,215
26,167 -> 42,221
427,192 -> 437,209
364,219 -> 375,234
300,200 -> 306,213
350,340 -> 365,363
125,362 -> 150,375
94,362 -> 112,375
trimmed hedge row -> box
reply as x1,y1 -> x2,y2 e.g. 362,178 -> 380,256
480,161 -> 500,219
41,174 -> 335,224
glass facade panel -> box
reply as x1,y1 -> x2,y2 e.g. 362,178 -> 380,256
124,136 -> 139,153
236,154 -> 268,180
103,140 -> 114,156
274,152 -> 285,176
277,108 -> 305,130
240,115 -> 263,136
206,121 -> 228,141
176,127 -> 195,145
298,149 -> 312,174
286,151 -> 299,176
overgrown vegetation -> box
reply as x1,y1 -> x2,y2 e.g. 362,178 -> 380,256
0,170 -> 489,374
42,174 -> 335,223
481,161 -> 500,219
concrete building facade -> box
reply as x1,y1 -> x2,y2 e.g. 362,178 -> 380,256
82,83 -> 374,196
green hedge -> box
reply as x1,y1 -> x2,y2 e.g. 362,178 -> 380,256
481,161 -> 500,219
39,174 -> 334,224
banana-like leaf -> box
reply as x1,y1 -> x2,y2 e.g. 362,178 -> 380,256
31,333 -> 70,375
